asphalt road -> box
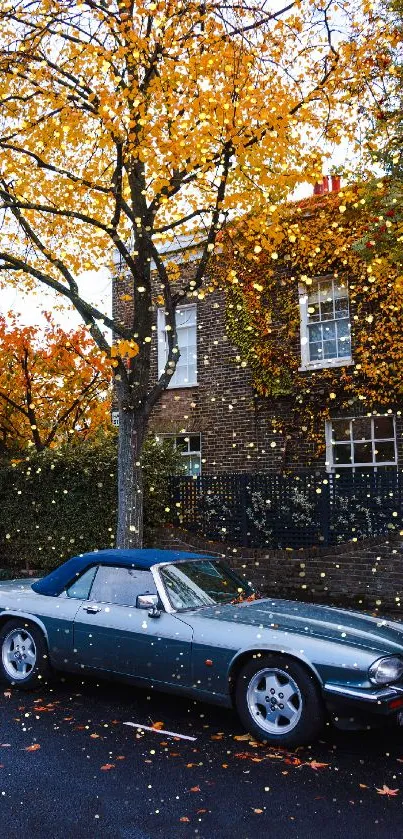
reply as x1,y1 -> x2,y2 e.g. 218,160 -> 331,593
1,674 -> 403,839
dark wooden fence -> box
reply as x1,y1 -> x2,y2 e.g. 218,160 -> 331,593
169,469 -> 403,549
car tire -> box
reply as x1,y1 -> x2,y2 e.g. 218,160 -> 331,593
235,653 -> 325,747
0,619 -> 51,690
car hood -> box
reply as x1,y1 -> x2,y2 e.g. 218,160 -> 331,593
193,598 -> 403,655
0,578 -> 40,593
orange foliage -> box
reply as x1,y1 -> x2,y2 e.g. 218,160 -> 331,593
0,314 -> 112,454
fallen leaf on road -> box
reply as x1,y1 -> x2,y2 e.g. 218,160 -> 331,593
179,816 -> 190,823
253,808 -> 264,814
376,785 -> 399,796
100,763 -> 115,771
90,734 -> 100,739
3,692 -> 11,699
359,784 -> 369,789
25,744 -> 41,752
189,786 -> 201,793
306,761 -> 329,770
115,756 -> 126,761
151,722 -> 164,730
234,734 -> 250,741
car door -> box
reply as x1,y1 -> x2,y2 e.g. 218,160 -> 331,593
72,565 -> 193,687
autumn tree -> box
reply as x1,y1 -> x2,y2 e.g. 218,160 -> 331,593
0,315 -> 111,455
0,0 -> 386,546
353,0 -> 403,267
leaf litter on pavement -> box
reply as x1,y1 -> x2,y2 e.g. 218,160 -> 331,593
1,686 -> 403,828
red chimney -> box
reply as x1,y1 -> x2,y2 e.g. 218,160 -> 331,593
331,175 -> 341,192
313,181 -> 324,195
323,175 -> 329,193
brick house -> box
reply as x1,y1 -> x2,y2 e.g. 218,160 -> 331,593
112,180 -> 403,477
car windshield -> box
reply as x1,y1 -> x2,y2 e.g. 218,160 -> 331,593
159,559 -> 257,611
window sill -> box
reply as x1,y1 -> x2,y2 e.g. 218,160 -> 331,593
166,382 -> 198,390
299,358 -> 353,373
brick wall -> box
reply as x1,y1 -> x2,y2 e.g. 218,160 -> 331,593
148,526 -> 403,614
112,255 -> 403,474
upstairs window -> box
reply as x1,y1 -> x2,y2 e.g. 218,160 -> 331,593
157,304 -> 197,387
299,278 -> 352,369
325,415 -> 397,470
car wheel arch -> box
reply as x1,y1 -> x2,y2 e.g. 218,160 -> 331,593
0,612 -> 49,647
227,647 -> 324,705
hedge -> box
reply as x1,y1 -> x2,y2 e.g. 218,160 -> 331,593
0,432 -> 181,572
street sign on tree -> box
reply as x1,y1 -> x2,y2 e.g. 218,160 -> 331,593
0,0 -> 389,546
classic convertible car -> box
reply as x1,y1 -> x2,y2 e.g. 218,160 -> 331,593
1,548 -> 403,746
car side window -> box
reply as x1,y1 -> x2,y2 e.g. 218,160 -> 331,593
66,566 -> 98,600
89,566 -> 157,607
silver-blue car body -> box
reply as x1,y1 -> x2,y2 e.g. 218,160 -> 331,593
1,548 -> 403,746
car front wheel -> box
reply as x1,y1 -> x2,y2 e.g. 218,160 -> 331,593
0,620 -> 51,689
235,654 -> 325,747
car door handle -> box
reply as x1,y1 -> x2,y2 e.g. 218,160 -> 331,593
84,605 -> 101,614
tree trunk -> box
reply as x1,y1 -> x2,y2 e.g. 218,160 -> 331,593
116,406 -> 146,548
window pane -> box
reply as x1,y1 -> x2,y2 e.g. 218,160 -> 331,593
333,444 -> 352,464
375,441 -> 396,463
90,567 -> 157,606
335,298 -> 349,318
308,323 -> 322,342
175,435 -> 189,453
323,321 -> 336,339
337,336 -> 351,356
353,442 -> 373,463
374,416 -> 394,439
319,282 -> 333,300
66,566 -> 98,600
334,281 -> 348,298
320,299 -> 334,319
309,342 -> 323,360
323,340 -> 337,358
176,307 -> 196,327
189,434 -> 201,452
332,419 -> 351,441
307,302 -> 320,321
336,319 -> 350,338
188,455 -> 201,476
352,418 -> 371,441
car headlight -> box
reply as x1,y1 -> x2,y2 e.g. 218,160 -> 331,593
369,656 -> 403,685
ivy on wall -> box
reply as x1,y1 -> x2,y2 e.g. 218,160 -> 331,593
220,186 -> 403,458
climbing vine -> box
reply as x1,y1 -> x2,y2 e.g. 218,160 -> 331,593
218,185 -> 403,458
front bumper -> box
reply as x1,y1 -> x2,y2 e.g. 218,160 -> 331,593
324,682 -> 403,731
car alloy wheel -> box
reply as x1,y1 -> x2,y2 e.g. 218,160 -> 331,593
0,619 -> 51,689
2,627 -> 37,681
235,653 -> 325,746
246,667 -> 302,735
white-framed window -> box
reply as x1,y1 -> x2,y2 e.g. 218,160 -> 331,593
299,277 -> 352,370
325,415 -> 397,471
157,433 -> 201,476
157,304 -> 197,388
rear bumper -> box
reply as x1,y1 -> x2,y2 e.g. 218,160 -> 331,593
324,682 -> 403,731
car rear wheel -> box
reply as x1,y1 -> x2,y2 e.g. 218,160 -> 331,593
235,654 -> 325,747
0,620 -> 51,689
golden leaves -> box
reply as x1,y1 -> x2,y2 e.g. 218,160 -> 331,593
110,339 -> 139,359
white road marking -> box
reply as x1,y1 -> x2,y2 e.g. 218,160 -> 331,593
123,722 -> 197,741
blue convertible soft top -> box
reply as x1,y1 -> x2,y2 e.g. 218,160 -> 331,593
31,548 -> 214,597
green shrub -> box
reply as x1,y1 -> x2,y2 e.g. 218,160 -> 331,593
0,431 -> 181,571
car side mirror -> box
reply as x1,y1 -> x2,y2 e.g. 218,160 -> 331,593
136,593 -> 161,618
